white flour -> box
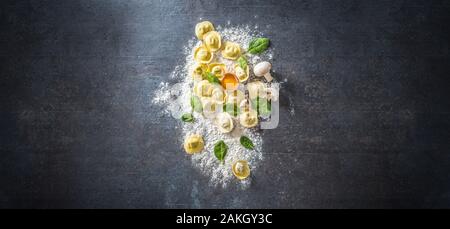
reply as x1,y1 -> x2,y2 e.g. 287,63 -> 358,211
152,24 -> 274,188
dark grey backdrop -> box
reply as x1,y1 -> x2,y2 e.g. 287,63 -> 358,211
1,0 -> 450,208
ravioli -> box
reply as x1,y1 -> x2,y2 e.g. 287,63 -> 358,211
184,134 -> 204,154
194,45 -> 214,64
195,21 -> 214,40
203,31 -> 222,52
221,41 -> 241,60
239,110 -> 258,128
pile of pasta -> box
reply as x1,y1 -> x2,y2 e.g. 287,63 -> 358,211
189,21 -> 275,134
183,21 -> 279,180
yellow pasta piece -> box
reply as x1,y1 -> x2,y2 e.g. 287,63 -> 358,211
194,45 -> 214,64
221,41 -> 241,60
203,31 -> 222,52
208,63 -> 226,79
239,110 -> 258,128
184,134 -> 204,154
215,112 -> 234,133
232,160 -> 250,180
211,86 -> 226,104
190,63 -> 207,81
193,80 -> 214,97
195,21 -> 214,40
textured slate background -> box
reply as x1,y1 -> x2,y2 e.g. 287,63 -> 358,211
1,0 -> 450,208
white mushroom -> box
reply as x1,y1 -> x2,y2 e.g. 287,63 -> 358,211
253,61 -> 273,82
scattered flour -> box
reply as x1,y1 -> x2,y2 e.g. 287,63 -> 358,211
152,24 -> 274,188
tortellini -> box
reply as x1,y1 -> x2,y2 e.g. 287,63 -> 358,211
190,63 -> 207,81
239,110 -> 258,128
203,31 -> 221,52
193,80 -> 214,97
215,112 -> 234,133
235,64 -> 249,82
211,86 -> 226,104
184,134 -> 204,154
232,160 -> 250,180
208,63 -> 225,79
195,21 -> 214,40
221,41 -> 241,60
194,45 -> 214,64
186,21 -> 275,135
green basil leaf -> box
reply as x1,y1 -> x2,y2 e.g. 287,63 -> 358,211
214,140 -> 228,163
223,103 -> 240,117
248,37 -> 270,54
205,71 -> 220,84
237,56 -> 248,70
190,95 -> 203,113
181,113 -> 194,122
240,136 -> 254,150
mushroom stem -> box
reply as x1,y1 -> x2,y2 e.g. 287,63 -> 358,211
263,72 -> 273,82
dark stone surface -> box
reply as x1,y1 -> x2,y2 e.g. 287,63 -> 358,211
1,0 -> 450,208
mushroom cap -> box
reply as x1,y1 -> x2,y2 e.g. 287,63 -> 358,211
253,61 -> 272,76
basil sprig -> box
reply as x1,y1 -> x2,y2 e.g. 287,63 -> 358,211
237,56 -> 248,70
205,72 -> 220,84
248,37 -> 270,54
190,95 -> 203,113
240,136 -> 254,150
181,113 -> 194,122
214,140 -> 228,164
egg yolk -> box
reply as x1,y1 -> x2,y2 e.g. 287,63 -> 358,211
221,73 -> 238,90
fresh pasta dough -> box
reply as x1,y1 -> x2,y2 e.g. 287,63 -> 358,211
239,110 -> 258,128
221,41 -> 241,60
215,112 -> 234,133
195,21 -> 214,40
194,45 -> 214,63
184,134 -> 204,154
203,31 -> 221,52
